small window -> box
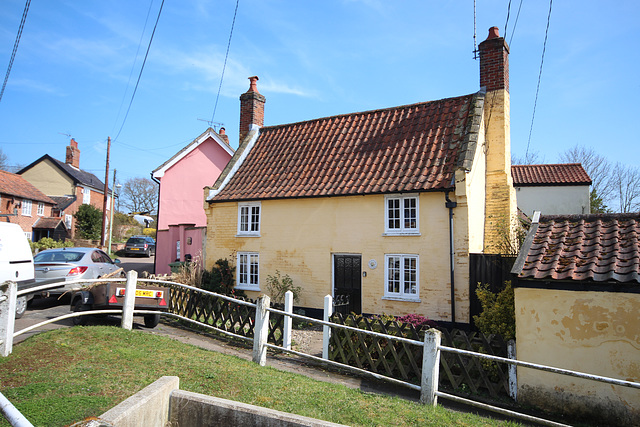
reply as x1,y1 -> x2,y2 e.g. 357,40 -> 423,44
384,195 -> 419,235
384,254 -> 419,300
37,202 -> 45,216
82,187 -> 90,204
237,202 -> 261,236
24,232 -> 32,241
65,214 -> 72,229
237,252 -> 259,290
22,199 -> 32,216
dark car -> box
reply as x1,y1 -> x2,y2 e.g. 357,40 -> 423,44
124,236 -> 156,257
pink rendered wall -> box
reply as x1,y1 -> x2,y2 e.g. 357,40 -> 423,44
157,138 -> 232,230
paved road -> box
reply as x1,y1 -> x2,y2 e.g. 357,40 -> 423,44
13,255 -> 155,343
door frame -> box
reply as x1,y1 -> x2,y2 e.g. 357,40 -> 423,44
331,252 -> 363,315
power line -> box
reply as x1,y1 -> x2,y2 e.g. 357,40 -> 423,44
504,0 -> 512,39
111,0 -> 155,136
508,0 -> 524,46
210,0 -> 240,124
525,0 -> 553,160
0,0 -> 31,104
113,0 -> 166,142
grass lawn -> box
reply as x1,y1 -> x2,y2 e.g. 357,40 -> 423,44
0,326 -> 520,426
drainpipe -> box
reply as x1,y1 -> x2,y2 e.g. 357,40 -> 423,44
444,191 -> 457,324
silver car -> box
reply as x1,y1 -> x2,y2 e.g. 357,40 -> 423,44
34,247 -> 123,295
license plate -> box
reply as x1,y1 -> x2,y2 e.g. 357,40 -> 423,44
115,288 -> 159,298
131,248 -> 139,250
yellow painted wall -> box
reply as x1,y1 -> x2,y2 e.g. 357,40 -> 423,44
205,192 -> 472,322
515,287 -> 640,425
483,89 -> 517,253
20,159 -> 75,196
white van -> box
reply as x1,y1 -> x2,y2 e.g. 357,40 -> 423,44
0,223 -> 35,318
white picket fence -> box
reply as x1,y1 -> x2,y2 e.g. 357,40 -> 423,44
1,273 -> 639,427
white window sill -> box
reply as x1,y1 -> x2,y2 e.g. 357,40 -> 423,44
382,231 -> 421,237
235,233 -> 261,238
382,296 -> 421,303
236,285 -> 260,292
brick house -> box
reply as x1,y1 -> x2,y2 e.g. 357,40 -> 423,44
18,138 -> 111,239
0,170 -> 61,240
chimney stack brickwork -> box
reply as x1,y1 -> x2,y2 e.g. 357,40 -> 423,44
479,27 -> 510,93
65,138 -> 80,169
239,76 -> 266,145
478,27 -> 517,254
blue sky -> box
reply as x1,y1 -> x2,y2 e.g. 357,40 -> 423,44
0,0 -> 638,187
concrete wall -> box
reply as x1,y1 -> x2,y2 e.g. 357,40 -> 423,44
205,192 -> 472,323
515,287 -> 640,426
515,185 -> 590,216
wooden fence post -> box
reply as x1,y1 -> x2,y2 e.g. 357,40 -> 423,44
323,294 -> 332,360
121,270 -> 138,330
283,291 -> 293,351
420,328 -> 441,405
0,281 -> 16,357
253,294 -> 270,366
508,339 -> 517,400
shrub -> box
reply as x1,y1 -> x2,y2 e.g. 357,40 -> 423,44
30,237 -> 73,253
74,204 -> 102,240
473,282 -> 515,340
265,270 -> 301,304
396,313 -> 437,329
201,258 -> 245,298
142,228 -> 156,238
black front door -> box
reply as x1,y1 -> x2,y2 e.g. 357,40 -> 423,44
333,254 -> 362,315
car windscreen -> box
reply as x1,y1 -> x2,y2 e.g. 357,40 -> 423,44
127,238 -> 146,244
34,251 -> 85,263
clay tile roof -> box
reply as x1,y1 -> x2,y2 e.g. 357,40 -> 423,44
513,213 -> 640,283
211,93 -> 480,201
0,170 -> 56,204
33,217 -> 66,230
511,163 -> 591,186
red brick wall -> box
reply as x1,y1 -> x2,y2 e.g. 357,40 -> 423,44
1,196 -> 54,239
479,34 -> 509,93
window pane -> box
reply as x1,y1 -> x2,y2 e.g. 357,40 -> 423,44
239,206 -> 249,232
387,256 -> 400,293
387,199 -> 400,229
239,254 -> 248,284
403,198 -> 416,229
404,257 -> 417,294
251,206 -> 260,232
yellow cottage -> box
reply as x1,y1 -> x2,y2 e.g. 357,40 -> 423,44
204,27 -> 517,326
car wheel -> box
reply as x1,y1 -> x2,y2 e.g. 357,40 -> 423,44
144,313 -> 160,328
15,296 -> 27,319
72,298 -> 91,326
145,249 -> 151,258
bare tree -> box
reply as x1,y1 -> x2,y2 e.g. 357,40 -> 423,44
559,145 -> 613,202
120,177 -> 158,214
512,150 -> 545,165
0,148 -> 8,171
610,163 -> 640,213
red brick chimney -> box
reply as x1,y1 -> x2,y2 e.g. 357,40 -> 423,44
218,127 -> 230,146
479,26 -> 509,92
65,138 -> 80,169
239,76 -> 266,144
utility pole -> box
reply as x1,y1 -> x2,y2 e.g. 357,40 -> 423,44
101,137 -> 111,249
108,169 -> 118,255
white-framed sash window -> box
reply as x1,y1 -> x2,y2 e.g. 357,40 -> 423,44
37,202 -> 45,216
22,199 -> 32,216
237,202 -> 261,236
236,252 -> 260,290
384,194 -> 419,235
384,254 -> 419,301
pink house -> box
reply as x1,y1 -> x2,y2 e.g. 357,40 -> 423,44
152,128 -> 234,275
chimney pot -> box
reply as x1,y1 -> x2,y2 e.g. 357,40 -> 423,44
219,127 -> 226,135
487,26 -> 500,40
248,76 -> 259,93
